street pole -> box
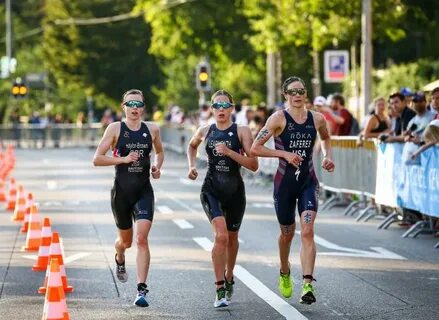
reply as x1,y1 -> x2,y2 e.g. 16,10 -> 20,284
6,0 -> 12,75
266,52 -> 276,109
361,0 -> 372,117
312,49 -> 321,98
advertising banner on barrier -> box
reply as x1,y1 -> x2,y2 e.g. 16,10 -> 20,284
375,143 -> 439,218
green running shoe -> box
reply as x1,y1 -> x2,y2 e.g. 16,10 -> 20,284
214,286 -> 229,308
278,271 -> 293,298
224,277 -> 235,301
300,283 -> 316,304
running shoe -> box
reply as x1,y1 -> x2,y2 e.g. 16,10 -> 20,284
134,284 -> 149,307
278,271 -> 293,298
214,286 -> 229,308
114,254 -> 128,283
300,283 -> 316,305
224,276 -> 235,301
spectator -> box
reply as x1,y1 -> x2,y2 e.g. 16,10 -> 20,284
100,109 -> 114,130
313,96 -> 339,135
381,92 -> 416,142
169,105 -> 184,124
362,97 -> 391,138
429,87 -> 439,119
235,98 -> 251,125
329,93 -> 354,136
404,91 -> 435,143
411,119 -> 439,160
198,104 -> 212,127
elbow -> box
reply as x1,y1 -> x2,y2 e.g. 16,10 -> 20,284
92,157 -> 99,167
250,145 -> 259,157
250,161 -> 259,172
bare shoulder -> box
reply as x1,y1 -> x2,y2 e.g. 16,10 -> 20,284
106,121 -> 121,135
310,110 -> 325,127
237,124 -> 252,135
145,121 -> 159,133
197,124 -> 211,138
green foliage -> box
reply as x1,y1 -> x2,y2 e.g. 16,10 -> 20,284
375,59 -> 439,97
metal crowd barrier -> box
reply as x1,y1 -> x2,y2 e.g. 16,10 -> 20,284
0,123 -> 102,148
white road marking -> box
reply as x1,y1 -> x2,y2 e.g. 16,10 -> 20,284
22,252 -> 92,264
173,219 -> 194,229
47,180 -> 58,190
157,205 -> 174,215
193,237 -> 213,251
295,231 -> 406,260
64,252 -> 92,264
193,237 -> 307,320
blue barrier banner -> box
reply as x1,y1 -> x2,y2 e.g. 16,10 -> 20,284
375,143 -> 439,218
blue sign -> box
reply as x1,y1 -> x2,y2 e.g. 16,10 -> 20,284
324,50 -> 349,83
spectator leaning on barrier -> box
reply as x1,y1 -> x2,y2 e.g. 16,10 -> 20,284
362,97 -> 391,139
380,92 -> 416,143
411,119 -> 439,160
404,91 -> 435,144
429,87 -> 439,119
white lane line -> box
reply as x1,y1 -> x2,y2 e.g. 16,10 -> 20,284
157,205 -> 174,215
193,237 -> 213,251
193,237 -> 308,320
64,252 -> 92,264
159,190 -> 198,214
173,219 -> 194,229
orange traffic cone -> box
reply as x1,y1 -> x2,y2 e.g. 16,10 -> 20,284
12,184 -> 26,222
5,177 -> 17,211
41,258 -> 70,320
32,217 -> 52,271
39,232 -> 74,293
0,177 -> 6,202
22,204 -> 41,252
21,193 -> 34,233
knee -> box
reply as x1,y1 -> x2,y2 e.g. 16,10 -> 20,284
279,231 -> 294,244
301,227 -> 314,242
136,234 -> 148,249
119,239 -> 132,249
215,231 -> 229,248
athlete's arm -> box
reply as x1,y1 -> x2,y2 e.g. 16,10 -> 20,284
250,111 -> 303,168
93,122 -> 138,166
187,125 -> 208,180
315,112 -> 335,172
216,126 -> 258,172
149,122 -> 164,179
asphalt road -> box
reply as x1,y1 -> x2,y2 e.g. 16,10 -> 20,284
0,148 -> 438,320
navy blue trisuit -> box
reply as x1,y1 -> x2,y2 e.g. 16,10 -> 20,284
273,110 -> 319,225
111,121 -> 154,230
200,123 -> 246,232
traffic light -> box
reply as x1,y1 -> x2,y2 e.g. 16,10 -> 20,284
11,79 -> 28,98
196,62 -> 211,91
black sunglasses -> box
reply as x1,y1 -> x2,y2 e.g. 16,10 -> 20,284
285,88 -> 306,96
211,102 -> 234,109
123,100 -> 145,108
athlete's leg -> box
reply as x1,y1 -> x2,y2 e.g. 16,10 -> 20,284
115,228 -> 133,264
297,182 -> 319,282
279,223 -> 296,273
212,217 -> 229,287
135,219 -> 153,284
299,210 -> 317,282
225,230 -> 238,281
